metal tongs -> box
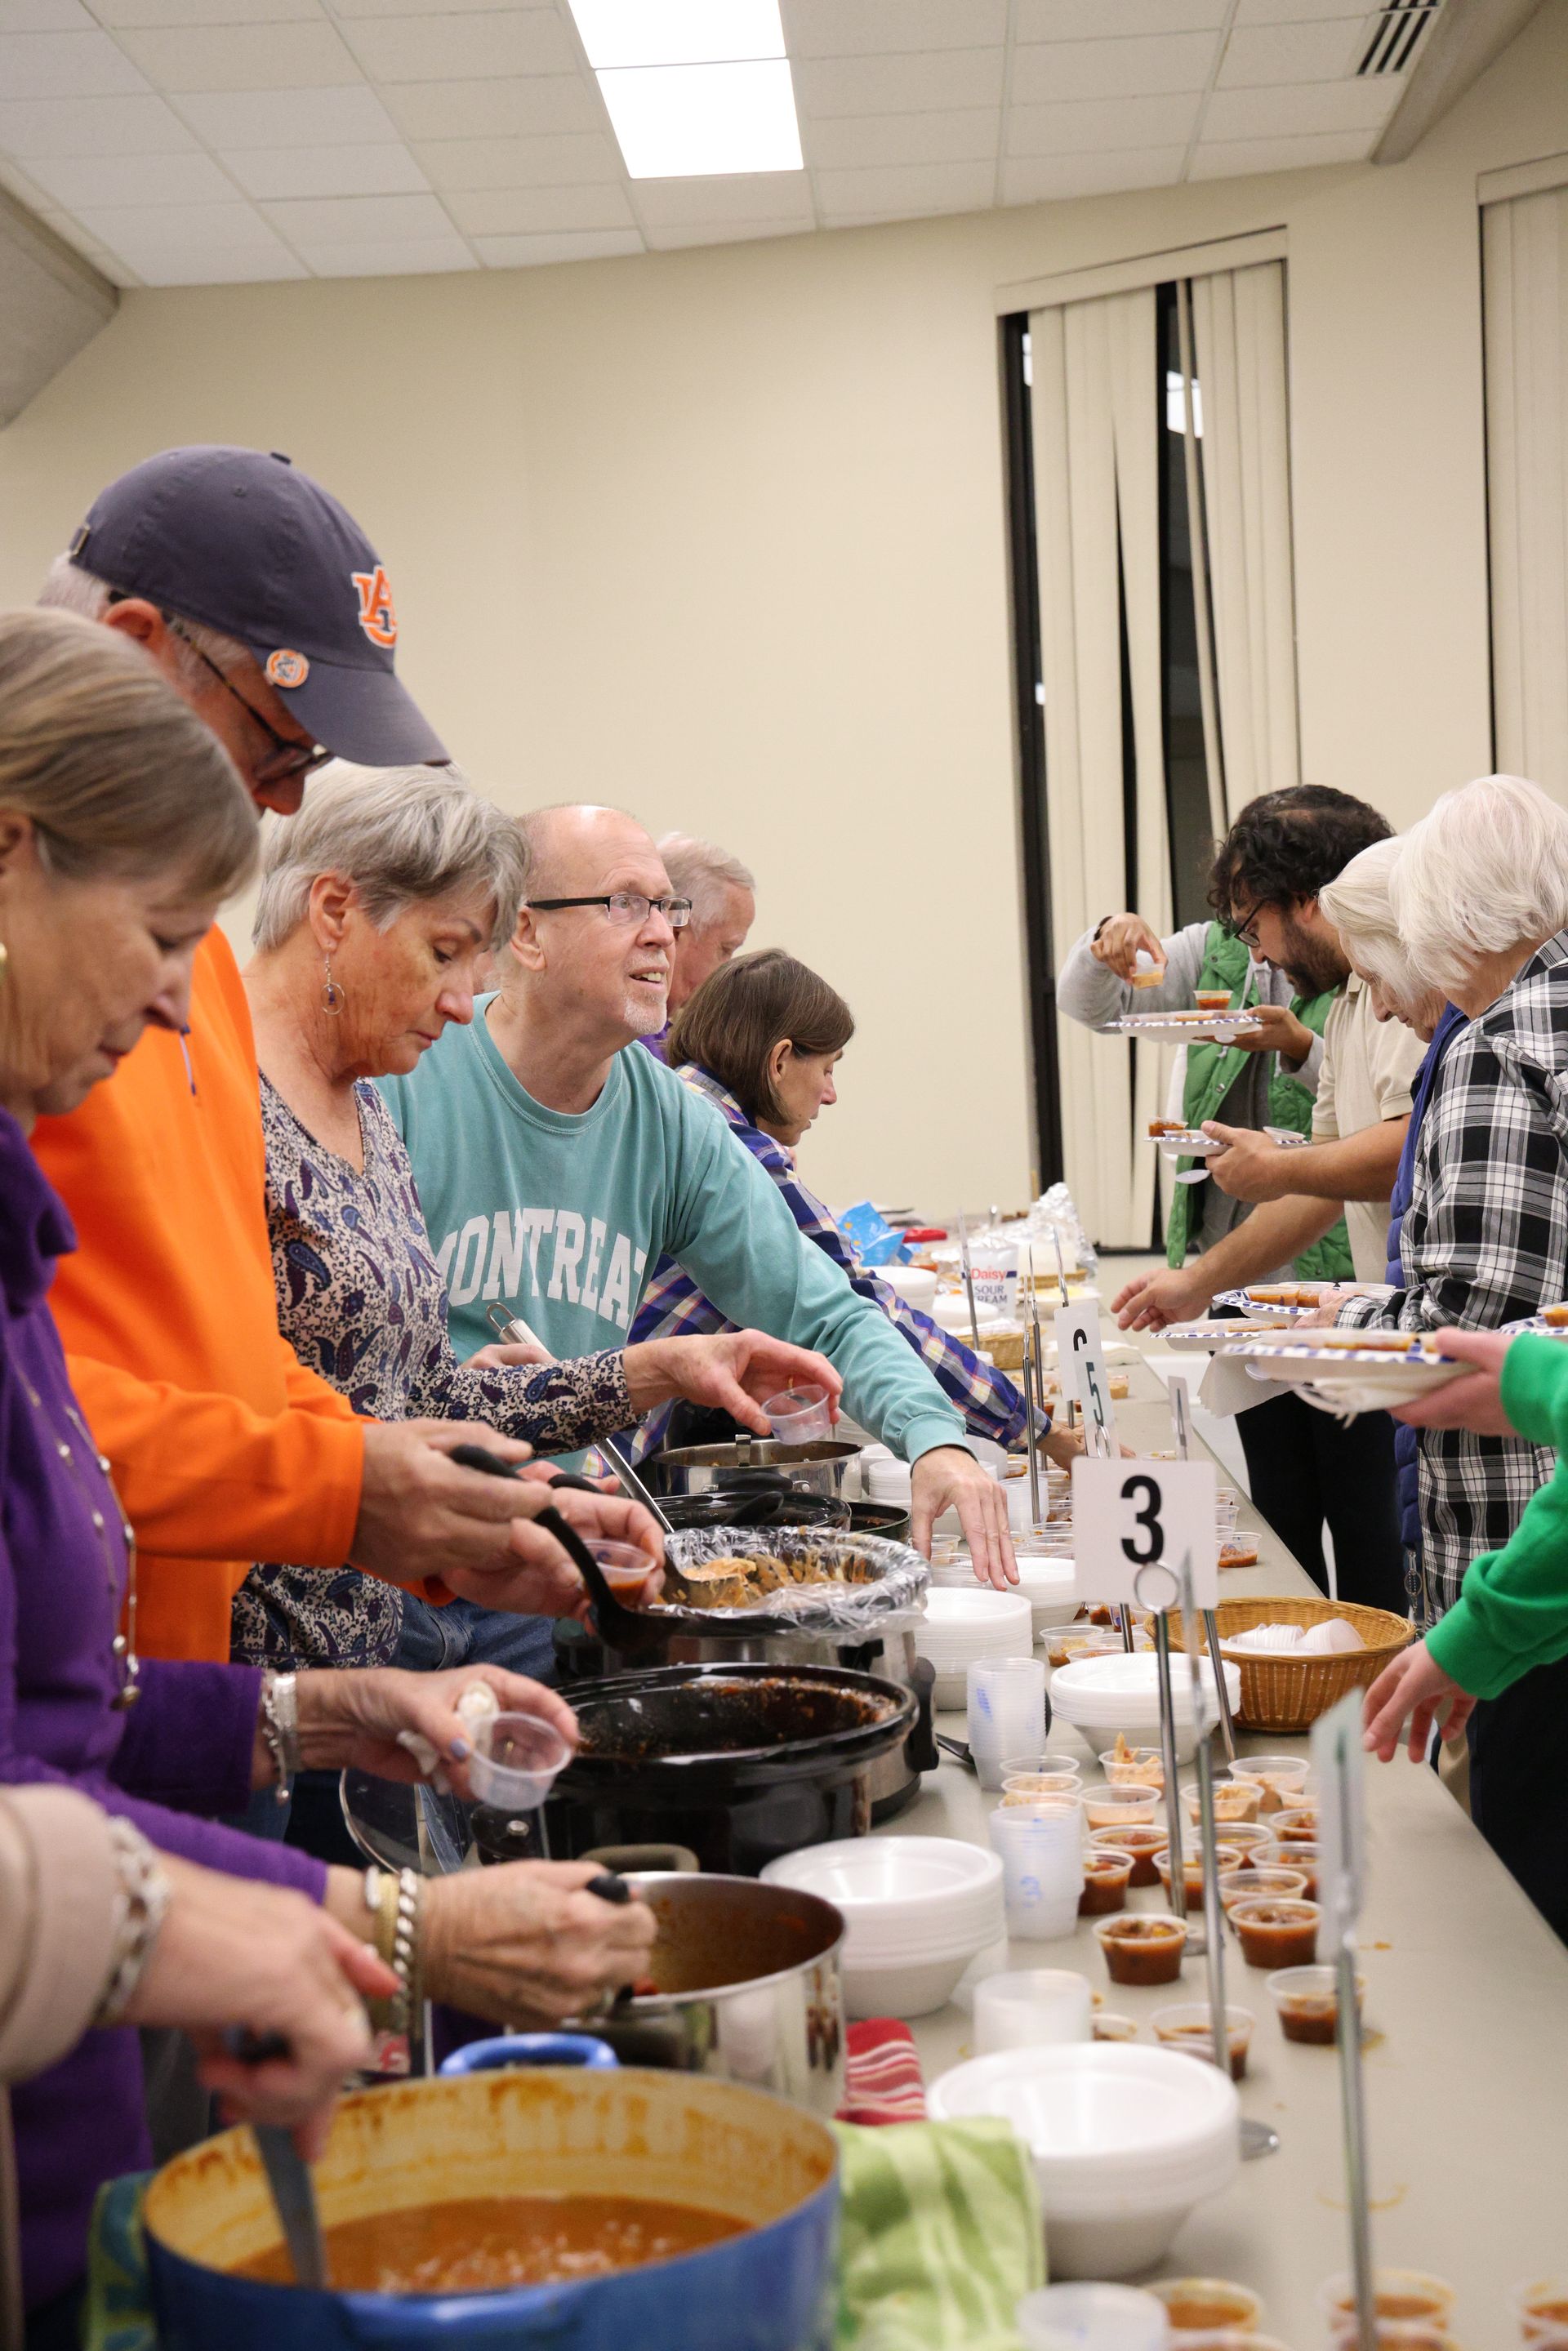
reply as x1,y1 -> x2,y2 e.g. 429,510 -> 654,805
485,1308 -> 674,1534
450,1445 -> 794,1647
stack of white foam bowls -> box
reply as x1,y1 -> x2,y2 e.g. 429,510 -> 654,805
915,1587 -> 1033,1709
987,1801 -> 1084,1939
875,1263 -> 940,1311
929,2042 -> 1241,2278
761,1836 -> 1005,2019
1047,1651 -> 1242,1765
967,1654 -> 1049,1788
1012,1554 -> 1082,1635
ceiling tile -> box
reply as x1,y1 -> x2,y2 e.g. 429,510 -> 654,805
1201,75 -> 1394,137
259,187 -> 451,240
1218,18 -> 1365,85
225,139 -> 429,195
445,178 -> 631,232
331,0 -> 541,12
782,0 -> 1005,57
795,47 -> 1003,114
412,130 -> 620,188
805,108 -> 997,169
0,0 -> 96,28
1007,90 -> 1200,155
0,154 -> 51,204
1016,0 -> 1226,30
92,0 -> 321,23
172,82 -> 400,142
1000,142 -> 1186,202
1010,30 -> 1221,103
114,17 -> 359,86
303,231 -> 477,271
471,225 -> 641,264
1189,124 -> 1373,175
0,88 -> 197,149
74,193 -> 289,260
339,7 -> 574,82
629,169 -> 810,224
131,240 -> 307,278
642,212 -> 812,247
813,156 -> 992,218
0,28 -> 147,95
379,73 -> 599,140
1233,0 -> 1376,19
24,145 -> 234,200
37,207 -> 143,276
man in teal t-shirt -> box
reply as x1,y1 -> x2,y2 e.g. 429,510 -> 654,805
381,804 -> 1014,1584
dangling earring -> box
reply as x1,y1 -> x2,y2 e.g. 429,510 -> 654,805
0,939 -> 8,983
322,955 -> 345,1014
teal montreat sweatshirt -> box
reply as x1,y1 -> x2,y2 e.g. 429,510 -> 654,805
379,1000 -> 972,1467
1428,1334 -> 1568,1698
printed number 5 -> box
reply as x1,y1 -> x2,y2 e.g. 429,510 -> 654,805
1120,1473 -> 1164,1564
1072,1327 -> 1106,1429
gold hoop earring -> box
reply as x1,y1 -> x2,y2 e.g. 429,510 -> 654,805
322,956 -> 345,1015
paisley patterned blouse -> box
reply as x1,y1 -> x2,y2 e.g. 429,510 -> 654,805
231,1076 -> 634,1671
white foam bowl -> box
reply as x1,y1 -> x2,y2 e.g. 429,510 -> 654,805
1048,1652 -> 1243,1764
875,1263 -> 939,1309
917,1587 -> 1034,1708
929,1293 -> 1004,1335
1013,1555 -> 1083,1634
761,1837 -> 1005,2017
929,2042 -> 1241,2278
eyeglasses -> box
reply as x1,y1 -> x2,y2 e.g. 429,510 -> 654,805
166,621 -> 331,787
528,893 -> 693,931
1223,900 -> 1265,950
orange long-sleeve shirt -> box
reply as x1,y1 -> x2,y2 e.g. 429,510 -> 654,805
31,929 -> 367,1663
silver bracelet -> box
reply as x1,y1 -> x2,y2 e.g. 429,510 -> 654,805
94,1818 -> 172,2025
259,1670 -> 301,1808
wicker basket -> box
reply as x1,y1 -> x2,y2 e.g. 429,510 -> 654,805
1169,1596 -> 1412,1734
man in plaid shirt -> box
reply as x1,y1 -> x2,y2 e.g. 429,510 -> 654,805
626,1063 -> 1039,1465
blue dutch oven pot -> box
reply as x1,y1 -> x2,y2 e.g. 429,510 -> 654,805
143,2060 -> 840,2351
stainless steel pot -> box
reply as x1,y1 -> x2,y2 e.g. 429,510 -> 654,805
645,1436 -> 862,1501
578,1871 -> 847,2116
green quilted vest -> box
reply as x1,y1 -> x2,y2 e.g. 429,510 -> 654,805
1162,923 -> 1352,1281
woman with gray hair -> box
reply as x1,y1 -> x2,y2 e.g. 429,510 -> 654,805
1332,775 -> 1568,1939
235,764 -> 834,1699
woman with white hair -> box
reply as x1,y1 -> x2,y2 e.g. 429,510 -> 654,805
1332,775 -> 1568,1938
234,766 -> 835,1718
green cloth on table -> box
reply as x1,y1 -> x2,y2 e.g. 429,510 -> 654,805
831,2117 -> 1043,2351
1428,1333 -> 1568,1697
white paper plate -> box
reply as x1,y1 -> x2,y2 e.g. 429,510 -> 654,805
1102,1013 -> 1263,1040
1147,1129 -> 1225,1155
1502,1304 -> 1568,1336
1163,1317 -> 1294,1351
1226,1336 -> 1468,1412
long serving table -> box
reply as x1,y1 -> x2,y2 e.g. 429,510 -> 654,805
883,1355 -> 1568,2344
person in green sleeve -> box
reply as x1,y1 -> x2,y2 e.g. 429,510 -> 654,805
1364,1327 -> 1568,1757
381,804 -> 1014,1602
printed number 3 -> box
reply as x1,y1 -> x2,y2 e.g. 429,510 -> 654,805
1120,1473 -> 1164,1564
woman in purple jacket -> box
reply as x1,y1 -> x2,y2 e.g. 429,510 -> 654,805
0,612 -> 654,2343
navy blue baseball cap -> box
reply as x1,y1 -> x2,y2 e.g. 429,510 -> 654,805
68,445 -> 448,766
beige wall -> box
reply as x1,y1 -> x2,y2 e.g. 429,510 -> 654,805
2,2 -> 1567,1214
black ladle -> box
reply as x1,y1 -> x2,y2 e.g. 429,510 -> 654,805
448,1445 -> 795,1647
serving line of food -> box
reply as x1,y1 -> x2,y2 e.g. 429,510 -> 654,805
881,1356 -> 1568,2344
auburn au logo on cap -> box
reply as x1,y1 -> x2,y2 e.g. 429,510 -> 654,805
351,563 -> 398,650
265,648 -> 310,689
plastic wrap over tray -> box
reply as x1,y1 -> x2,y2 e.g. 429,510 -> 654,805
659,1525 -> 929,1631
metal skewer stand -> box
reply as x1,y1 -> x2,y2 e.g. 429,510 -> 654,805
1170,1375 -> 1237,1765
1178,1550 -> 1228,2056
958,1209 -> 982,1351
1316,1692 -> 1376,2340
1139,1565 -> 1194,1947
1022,1325 -> 1043,1534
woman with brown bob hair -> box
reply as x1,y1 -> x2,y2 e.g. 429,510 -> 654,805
630,947 -> 1080,1467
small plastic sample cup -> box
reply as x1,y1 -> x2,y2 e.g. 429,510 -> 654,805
580,1538 -> 655,1594
1000,1751 -> 1082,1782
1091,1822 -> 1167,1887
1510,2276 -> 1568,2339
1228,1753 -> 1310,1813
1153,1846 -> 1207,1910
1217,1863 -> 1307,1914
1272,1805 -> 1319,1844
762,1383 -> 835,1442
1099,1744 -> 1165,1789
1149,2003 -> 1255,2082
1147,2275 -> 1263,2334
1094,1912 -> 1187,1987
1078,1847 -> 1135,1916
1269,1963 -> 1363,2044
1092,2009 -> 1138,2043
1316,2269 -> 1455,2331
1018,2282 -> 1168,2349
1182,1776 -> 1262,1824
1192,989 -> 1233,1014
998,1791 -> 1081,1819
1083,1783 -> 1161,1831
1230,1896 -> 1321,1968
1129,952 -> 1167,991
466,1711 -> 572,1811
1209,1823 -> 1276,1863
1001,1770 -> 1083,1799
1280,1841 -> 1320,1901
973,1967 -> 1094,2055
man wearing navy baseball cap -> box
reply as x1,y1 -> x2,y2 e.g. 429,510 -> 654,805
31,447 -> 654,1689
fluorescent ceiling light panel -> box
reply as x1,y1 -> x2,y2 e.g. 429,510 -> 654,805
570,0 -> 802,177
570,0 -> 785,70
597,58 -> 801,176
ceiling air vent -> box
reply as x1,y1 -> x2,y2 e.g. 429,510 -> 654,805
1356,0 -> 1443,75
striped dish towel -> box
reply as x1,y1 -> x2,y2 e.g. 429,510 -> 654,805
839,2020 -> 927,2126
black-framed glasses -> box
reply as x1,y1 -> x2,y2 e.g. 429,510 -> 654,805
165,620 -> 331,787
1223,899 -> 1265,950
528,892 -> 693,931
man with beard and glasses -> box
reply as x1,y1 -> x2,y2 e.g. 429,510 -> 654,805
1111,786 -> 1424,1613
